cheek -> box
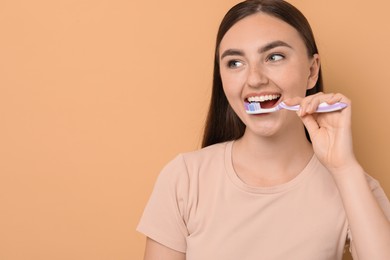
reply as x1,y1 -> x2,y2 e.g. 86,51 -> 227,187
220,70 -> 245,97
273,67 -> 309,96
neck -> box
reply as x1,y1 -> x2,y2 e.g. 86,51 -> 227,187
232,123 -> 313,187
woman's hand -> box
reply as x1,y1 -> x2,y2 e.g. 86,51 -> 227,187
288,93 -> 390,260
284,92 -> 358,175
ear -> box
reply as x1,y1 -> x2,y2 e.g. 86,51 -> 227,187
307,54 -> 320,90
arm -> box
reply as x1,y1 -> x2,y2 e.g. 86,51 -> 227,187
332,163 -> 390,260
144,237 -> 186,260
292,93 -> 390,259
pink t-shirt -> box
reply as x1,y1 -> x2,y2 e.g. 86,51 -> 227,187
137,141 -> 390,260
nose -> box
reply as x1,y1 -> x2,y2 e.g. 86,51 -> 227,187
247,65 -> 269,88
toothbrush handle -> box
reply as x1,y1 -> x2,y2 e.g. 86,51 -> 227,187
315,102 -> 348,112
280,102 -> 348,113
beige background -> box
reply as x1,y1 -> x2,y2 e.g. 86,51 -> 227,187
0,0 -> 389,259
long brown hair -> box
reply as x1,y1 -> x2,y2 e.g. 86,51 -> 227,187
202,0 -> 323,148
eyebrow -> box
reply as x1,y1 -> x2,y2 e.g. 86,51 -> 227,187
220,40 -> 293,60
259,40 -> 293,53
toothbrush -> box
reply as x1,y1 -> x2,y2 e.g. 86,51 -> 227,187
245,101 -> 348,114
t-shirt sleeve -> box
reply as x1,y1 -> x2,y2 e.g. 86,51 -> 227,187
349,174 -> 390,258
136,154 -> 189,253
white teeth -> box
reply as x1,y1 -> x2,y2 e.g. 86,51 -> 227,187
247,95 -> 280,103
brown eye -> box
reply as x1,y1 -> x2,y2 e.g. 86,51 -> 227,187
227,60 -> 243,68
268,54 -> 284,62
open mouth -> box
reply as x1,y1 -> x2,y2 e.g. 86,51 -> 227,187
245,94 -> 281,109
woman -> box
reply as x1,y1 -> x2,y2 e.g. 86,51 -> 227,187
137,0 -> 390,259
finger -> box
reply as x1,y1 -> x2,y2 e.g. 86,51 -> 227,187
302,92 -> 344,115
298,93 -> 321,116
306,93 -> 333,114
299,114 -> 320,138
328,93 -> 350,105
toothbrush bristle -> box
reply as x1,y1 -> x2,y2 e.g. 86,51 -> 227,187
245,102 -> 261,112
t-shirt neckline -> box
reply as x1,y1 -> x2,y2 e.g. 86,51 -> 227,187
224,141 -> 318,194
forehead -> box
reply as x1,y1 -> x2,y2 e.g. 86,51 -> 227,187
219,13 -> 305,53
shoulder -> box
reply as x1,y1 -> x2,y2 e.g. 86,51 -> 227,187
158,141 -> 230,183
181,142 -> 228,167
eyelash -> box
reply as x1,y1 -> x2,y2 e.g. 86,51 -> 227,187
224,53 -> 285,69
227,60 -> 243,68
267,53 -> 285,62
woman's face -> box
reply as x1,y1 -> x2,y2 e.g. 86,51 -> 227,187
219,13 -> 320,137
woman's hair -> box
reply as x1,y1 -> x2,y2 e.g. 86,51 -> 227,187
201,0 -> 323,148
